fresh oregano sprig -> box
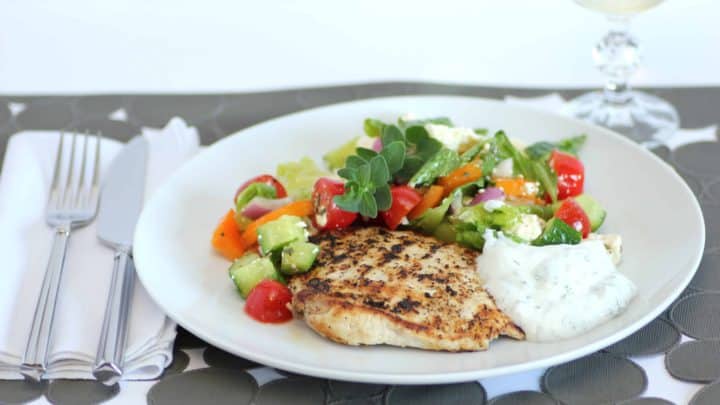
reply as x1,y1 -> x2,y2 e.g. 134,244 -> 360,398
334,126 -> 407,217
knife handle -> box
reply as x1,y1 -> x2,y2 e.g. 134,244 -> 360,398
93,248 -> 135,385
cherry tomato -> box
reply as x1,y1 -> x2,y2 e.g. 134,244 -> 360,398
244,279 -> 293,323
235,174 -> 287,202
549,150 -> 585,200
312,178 -> 358,231
555,198 -> 591,238
380,185 -> 422,230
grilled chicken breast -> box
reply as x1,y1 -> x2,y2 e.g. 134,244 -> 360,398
289,227 -> 524,351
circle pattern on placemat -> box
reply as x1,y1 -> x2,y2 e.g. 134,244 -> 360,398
202,346 -> 260,370
689,379 -> 720,405
385,382 -> 486,405
161,349 -> 191,377
665,341 -> 720,382
253,377 -> 326,405
46,380 -> 119,405
541,352 -> 647,405
0,379 -> 47,404
174,327 -> 209,349
674,142 -> 720,178
147,368 -> 257,405
669,292 -> 720,340
604,317 -> 680,356
327,380 -> 386,401
487,390 -> 560,405
617,398 -> 675,405
690,255 -> 720,292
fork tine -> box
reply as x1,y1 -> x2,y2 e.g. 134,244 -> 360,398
48,132 -> 65,206
62,132 -> 77,208
90,132 -> 102,204
75,131 -> 89,207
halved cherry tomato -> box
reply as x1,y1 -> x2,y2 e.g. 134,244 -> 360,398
235,174 -> 287,202
549,150 -> 584,200
312,178 -> 357,231
555,198 -> 591,238
380,185 -> 422,230
244,280 -> 293,323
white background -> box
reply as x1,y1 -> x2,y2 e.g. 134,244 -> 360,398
1,0 -> 719,94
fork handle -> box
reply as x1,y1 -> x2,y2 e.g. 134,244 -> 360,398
93,248 -> 135,385
21,226 -> 71,381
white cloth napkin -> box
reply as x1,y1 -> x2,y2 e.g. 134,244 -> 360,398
0,117 -> 199,380
503,93 -> 718,150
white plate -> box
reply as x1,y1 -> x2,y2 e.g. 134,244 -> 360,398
133,96 -> 704,384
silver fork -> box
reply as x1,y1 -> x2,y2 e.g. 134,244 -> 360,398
20,131 -> 102,381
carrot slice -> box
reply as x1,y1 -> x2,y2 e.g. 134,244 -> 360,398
437,163 -> 483,195
407,185 -> 445,220
240,200 -> 313,247
211,210 -> 246,261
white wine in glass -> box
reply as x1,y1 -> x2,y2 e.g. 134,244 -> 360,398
566,0 -> 678,147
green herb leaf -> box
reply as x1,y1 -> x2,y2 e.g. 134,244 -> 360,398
363,118 -> 385,138
374,184 -> 392,211
369,155 -> 390,186
530,160 -> 558,202
474,128 -> 489,135
356,147 -> 378,161
380,141 -> 406,175
359,191 -> 378,218
381,125 -> 404,146
345,155 -> 367,170
495,131 -> 557,202
334,189 -> 362,212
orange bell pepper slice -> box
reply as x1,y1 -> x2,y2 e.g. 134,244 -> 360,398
211,210 -> 246,261
240,200 -> 313,247
437,163 -> 483,195
407,185 -> 445,220
494,177 -> 538,198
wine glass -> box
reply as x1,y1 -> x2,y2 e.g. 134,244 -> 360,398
565,0 -> 679,147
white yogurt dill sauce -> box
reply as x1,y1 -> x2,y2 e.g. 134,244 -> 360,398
476,231 -> 637,341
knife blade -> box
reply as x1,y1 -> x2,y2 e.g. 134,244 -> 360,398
97,136 -> 148,247
93,135 -> 148,385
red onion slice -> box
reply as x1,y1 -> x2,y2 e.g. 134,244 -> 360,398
470,187 -> 505,205
372,138 -> 382,152
241,196 -> 293,219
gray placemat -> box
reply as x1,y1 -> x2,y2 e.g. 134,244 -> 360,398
670,292 -> 720,340
0,84 -> 718,405
541,352 -> 647,404
665,341 -> 720,382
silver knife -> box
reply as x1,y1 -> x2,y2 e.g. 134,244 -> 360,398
93,136 -> 148,385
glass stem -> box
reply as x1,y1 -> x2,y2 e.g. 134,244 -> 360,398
593,16 -> 639,105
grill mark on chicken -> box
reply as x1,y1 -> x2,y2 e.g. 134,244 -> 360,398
290,227 -> 524,351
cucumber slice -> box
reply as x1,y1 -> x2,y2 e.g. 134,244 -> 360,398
532,218 -> 581,246
229,256 -> 285,298
256,215 -> 308,255
574,194 -> 607,231
280,241 -> 319,275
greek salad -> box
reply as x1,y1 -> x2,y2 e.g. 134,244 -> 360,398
211,115 -> 610,323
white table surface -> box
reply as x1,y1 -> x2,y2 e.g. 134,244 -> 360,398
2,0 -> 719,95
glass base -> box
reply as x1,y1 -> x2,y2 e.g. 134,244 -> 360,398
564,90 -> 679,148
